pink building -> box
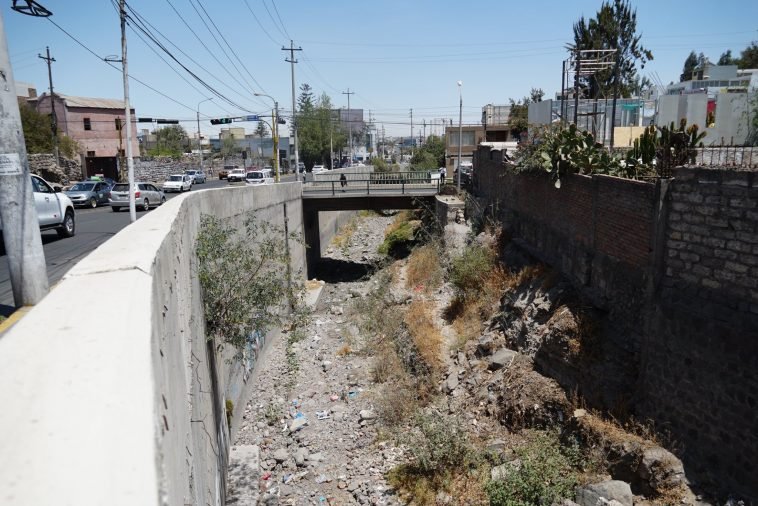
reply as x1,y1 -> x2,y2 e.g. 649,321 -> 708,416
32,93 -> 139,180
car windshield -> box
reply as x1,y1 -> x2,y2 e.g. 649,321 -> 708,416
169,175 -> 183,181
70,183 -> 95,191
112,184 -> 129,192
185,171 -> 197,175
247,172 -> 263,179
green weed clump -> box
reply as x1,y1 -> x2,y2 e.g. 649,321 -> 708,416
485,430 -> 582,506
378,220 -> 417,256
449,243 -> 496,298
403,412 -> 475,474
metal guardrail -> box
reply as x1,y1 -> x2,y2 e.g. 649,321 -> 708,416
303,171 -> 442,196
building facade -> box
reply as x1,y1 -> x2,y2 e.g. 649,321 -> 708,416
32,93 -> 139,180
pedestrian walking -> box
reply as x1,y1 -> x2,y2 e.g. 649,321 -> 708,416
439,166 -> 446,182
340,173 -> 347,191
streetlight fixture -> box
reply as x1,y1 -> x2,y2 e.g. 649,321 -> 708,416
457,80 -> 463,191
254,92 -> 281,183
196,97 -> 212,174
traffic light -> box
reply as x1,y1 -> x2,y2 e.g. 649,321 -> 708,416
210,118 -> 233,125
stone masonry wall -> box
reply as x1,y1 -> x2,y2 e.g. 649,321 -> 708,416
640,167 -> 758,498
474,146 -> 757,499
27,153 -> 83,184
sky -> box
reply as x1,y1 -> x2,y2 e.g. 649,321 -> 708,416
3,0 -> 757,139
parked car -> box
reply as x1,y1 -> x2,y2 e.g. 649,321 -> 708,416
245,169 -> 274,186
219,165 -> 237,180
162,174 -> 193,193
64,181 -> 111,208
24,174 -> 76,238
185,169 -> 206,184
109,182 -> 166,212
227,168 -> 246,183
312,164 -> 327,174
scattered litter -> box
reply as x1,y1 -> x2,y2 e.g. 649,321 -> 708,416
319,497 -> 327,504
261,472 -> 272,481
282,473 -> 294,484
316,410 -> 331,420
294,411 -> 305,419
315,474 -> 328,484
329,394 -> 339,402
348,390 -> 359,400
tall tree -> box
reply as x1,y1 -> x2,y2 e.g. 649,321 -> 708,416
254,121 -> 269,138
297,88 -> 346,168
738,41 -> 758,69
507,88 -> 544,140
220,135 -> 238,158
569,0 -> 653,98
150,125 -> 188,157
718,49 -> 736,66
681,51 -> 698,82
410,135 -> 445,170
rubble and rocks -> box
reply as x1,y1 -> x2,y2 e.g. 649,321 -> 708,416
28,153 -> 82,184
575,480 -> 633,506
227,214 -> 405,505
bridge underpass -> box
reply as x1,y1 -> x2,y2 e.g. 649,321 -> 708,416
302,172 -> 440,277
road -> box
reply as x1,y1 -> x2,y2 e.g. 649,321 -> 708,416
0,173 -> 298,315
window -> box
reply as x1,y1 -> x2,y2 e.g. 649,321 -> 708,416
83,118 -> 92,130
115,118 -> 122,131
32,176 -> 53,193
87,151 -> 96,157
138,184 -> 148,191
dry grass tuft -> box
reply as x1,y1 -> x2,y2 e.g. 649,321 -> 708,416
331,217 -> 357,251
404,299 -> 443,373
405,243 -> 443,291
336,344 -> 352,357
504,263 -> 545,290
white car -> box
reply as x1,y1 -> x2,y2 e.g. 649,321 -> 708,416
227,168 -> 246,183
245,169 -> 274,186
312,165 -> 327,174
162,174 -> 192,193
27,174 -> 76,238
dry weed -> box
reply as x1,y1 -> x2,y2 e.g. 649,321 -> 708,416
405,243 -> 443,291
331,217 -> 357,251
374,377 -> 420,426
372,342 -> 405,384
336,344 -> 352,357
404,300 -> 443,373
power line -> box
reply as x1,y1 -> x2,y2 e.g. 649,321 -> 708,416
43,17 -> 212,115
189,0 -> 269,100
121,0 -> 261,111
268,0 -> 290,40
120,0 -> 259,113
261,0 -> 288,40
241,0 -> 282,46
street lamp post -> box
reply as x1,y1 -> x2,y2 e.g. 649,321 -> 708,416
197,97 -> 212,174
457,81 -> 463,191
255,93 -> 281,182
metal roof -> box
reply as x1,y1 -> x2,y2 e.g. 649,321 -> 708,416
58,94 -> 128,110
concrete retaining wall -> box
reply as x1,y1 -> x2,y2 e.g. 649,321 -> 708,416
0,183 -> 306,506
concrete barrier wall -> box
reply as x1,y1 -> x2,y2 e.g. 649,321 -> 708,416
0,183 -> 306,506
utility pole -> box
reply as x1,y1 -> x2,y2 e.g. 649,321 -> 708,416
457,81 -> 463,191
0,8 -> 49,306
197,97 -> 212,174
282,40 -> 302,172
38,46 -> 58,165
423,119 -> 426,142
273,101 -> 280,182
119,0 -> 136,222
409,108 -> 413,157
342,88 -> 354,164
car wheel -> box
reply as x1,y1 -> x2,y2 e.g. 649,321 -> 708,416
89,197 -> 97,208
142,198 -> 150,211
57,209 -> 75,238
112,206 -> 120,212
160,196 -> 166,205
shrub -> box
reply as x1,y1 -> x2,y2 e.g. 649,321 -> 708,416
403,412 -> 474,474
378,213 -> 419,257
196,213 -> 307,353
485,430 -> 582,506
403,300 -> 443,374
449,243 -> 496,298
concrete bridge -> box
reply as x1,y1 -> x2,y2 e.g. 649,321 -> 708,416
0,169 -> 442,505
